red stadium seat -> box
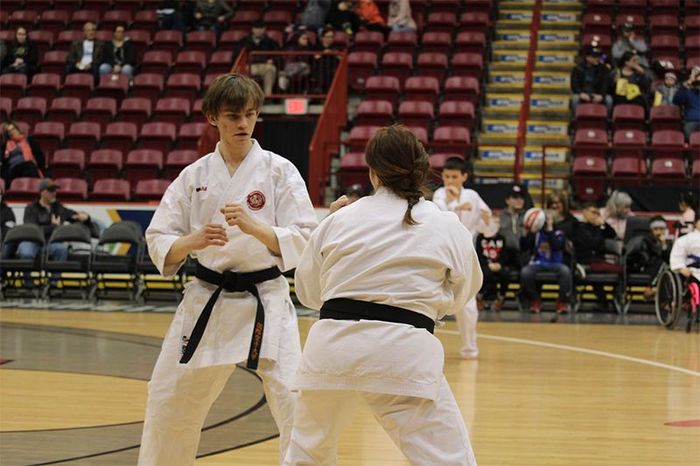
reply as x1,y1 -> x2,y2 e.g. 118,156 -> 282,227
458,12 -> 490,34
153,97 -> 191,126
353,30 -> 385,53
345,125 -> 381,152
451,53 -> 483,79
650,158 -> 687,184
575,103 -> 608,131
141,50 -> 172,75
55,30 -> 83,52
164,73 -> 202,100
101,10 -> 133,30
406,126 -> 429,146
132,10 -> 158,30
28,30 -> 53,58
438,101 -> 476,131
152,30 -> 183,54
356,100 -> 394,127
685,34 -> 700,58
693,159 -> 700,184
95,74 -> 130,101
130,73 -> 164,106
125,149 -> 164,189
165,150 -> 198,180
429,153 -> 464,174
140,122 -> 176,150
618,0 -> 648,17
443,76 -> 480,105
88,150 -> 123,184
103,122 -> 138,154
38,10 -> 69,34
425,11 -> 456,34
690,132 -> 700,159
66,121 -> 101,154
208,51 -> 234,75
403,76 -> 440,104
68,10 -> 100,30
651,130 -> 686,158
614,14 -> 645,34
230,10 -> 261,30
571,156 -> 608,201
13,97 -> 46,128
8,11 -> 38,30
363,75 -> 401,105
582,33 -> 612,53
0,74 -> 27,106
176,122 -> 205,150
420,32 -> 451,55
185,30 -> 217,58
0,97 -> 11,121
612,104 -> 645,131
386,31 -> 417,54
582,12 -> 612,35
126,30 -> 151,60
339,152 -> 369,190
191,98 -> 205,123
41,51 -> 69,77
651,35 -> 680,58
416,53 -> 449,81
133,179 -> 171,201
81,97 -> 117,132
51,149 -> 86,179
83,0 -> 114,13
118,97 -> 152,126
54,177 -> 88,200
62,73 -> 94,101
7,177 -> 42,201
432,126 -> 471,153
173,51 -> 207,75
455,32 -> 486,55
612,129 -> 646,159
263,10 -> 293,31
611,156 -> 647,188
685,14 -> 700,33
91,178 -> 131,201
27,73 -> 61,101
573,128 -> 609,158
220,30 -> 249,52
650,105 -> 681,132
33,121 -> 65,160
650,14 -> 679,33
397,101 -> 434,132
381,52 -> 413,82
348,52 -> 377,90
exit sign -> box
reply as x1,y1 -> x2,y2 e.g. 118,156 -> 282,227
285,98 -> 308,115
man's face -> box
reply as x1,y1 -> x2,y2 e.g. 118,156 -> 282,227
84,23 -> 96,40
506,195 -> 524,211
582,206 -> 601,224
651,226 -> 666,240
321,31 -> 334,48
16,28 -> 27,43
441,169 -> 467,189
40,185 -> 57,204
208,102 -> 259,148
252,26 -> 265,39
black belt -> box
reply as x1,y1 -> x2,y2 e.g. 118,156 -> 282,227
320,298 -> 435,334
179,262 -> 282,369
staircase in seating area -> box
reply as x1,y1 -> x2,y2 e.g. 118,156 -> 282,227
476,0 -> 582,204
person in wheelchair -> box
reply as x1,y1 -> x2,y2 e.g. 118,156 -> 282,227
627,216 -> 673,300
670,213 -> 700,285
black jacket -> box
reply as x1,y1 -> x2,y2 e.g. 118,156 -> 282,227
574,222 -> 617,265
236,34 -> 278,64
23,200 -> 88,240
570,62 -> 611,96
101,40 -> 136,67
0,40 -> 38,76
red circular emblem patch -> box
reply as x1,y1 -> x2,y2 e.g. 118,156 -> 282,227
246,191 -> 266,210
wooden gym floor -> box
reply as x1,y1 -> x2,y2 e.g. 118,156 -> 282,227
0,306 -> 698,465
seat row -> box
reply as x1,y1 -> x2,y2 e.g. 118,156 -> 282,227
5,176 -> 172,202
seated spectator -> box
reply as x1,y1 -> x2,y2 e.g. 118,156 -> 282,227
278,32 -> 315,92
237,21 -> 279,96
574,202 -> 618,266
1,180 -> 91,284
157,0 -> 187,32
0,184 -> 16,241
387,0 -> 417,32
672,66 -> 700,140
612,51 -> 651,110
313,26 -> 341,92
66,22 -> 106,79
612,22 -> 649,68
326,1 -> 362,36
653,70 -> 679,106
627,215 -> 673,299
602,190 -> 634,240
570,45 -> 612,112
547,190 -> 578,239
677,191 -> 697,236
355,0 -> 388,33
300,0 -> 332,33
520,212 -> 571,314
475,226 -> 511,312
498,184 -> 526,267
194,0 -> 233,37
1,121 -> 45,187
99,25 -> 137,80
1,27 -> 38,78
669,212 -> 700,284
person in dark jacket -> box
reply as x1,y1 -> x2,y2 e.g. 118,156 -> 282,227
547,190 -> 578,239
1,27 -> 38,77
673,66 -> 700,139
300,0 -> 332,32
313,26 -> 342,92
1,121 -> 45,187
612,51 -> 651,110
498,184 -> 526,267
574,203 -> 617,266
278,31 -> 316,92
627,216 -> 673,299
193,0 -> 233,37
475,229 -> 511,312
0,185 -> 16,241
237,21 -> 279,95
99,25 -> 137,80
66,22 -> 106,79
570,45 -> 612,113
326,1 -> 362,35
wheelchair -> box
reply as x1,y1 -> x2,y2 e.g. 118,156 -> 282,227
655,265 -> 700,333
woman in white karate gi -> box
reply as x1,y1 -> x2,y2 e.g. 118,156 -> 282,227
432,156 -> 492,359
285,125 -> 482,466
138,74 -> 318,466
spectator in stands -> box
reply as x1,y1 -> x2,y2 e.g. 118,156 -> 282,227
0,185 -> 16,241
602,190 -> 634,240
628,215 -> 673,299
547,190 -> 578,239
300,0 -> 332,33
387,0 -> 417,32
66,22 -> 106,79
99,25 -> 137,81
612,51 -> 651,110
326,1 -> 362,36
237,21 -> 279,96
612,22 -> 649,68
278,32 -> 315,92
570,45 -> 612,113
194,0 -> 233,37
157,0 -> 187,32
499,184 -> 526,266
0,27 -> 38,78
1,122 -> 45,187
520,211 -> 571,314
313,26 -> 341,92
475,225 -> 511,312
355,0 -> 388,33
653,71 -> 679,106
672,66 -> 700,140
678,191 -> 697,236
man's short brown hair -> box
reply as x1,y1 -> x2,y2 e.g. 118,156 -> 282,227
202,73 -> 265,119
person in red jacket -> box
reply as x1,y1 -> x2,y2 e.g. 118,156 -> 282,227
355,0 -> 389,32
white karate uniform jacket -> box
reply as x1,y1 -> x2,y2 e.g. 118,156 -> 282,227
432,186 -> 492,235
293,187 -> 483,400
670,230 -> 700,282
146,141 -> 318,369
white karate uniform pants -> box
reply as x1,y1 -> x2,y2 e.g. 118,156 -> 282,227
282,375 -> 477,466
456,297 -> 479,358
137,323 -> 300,466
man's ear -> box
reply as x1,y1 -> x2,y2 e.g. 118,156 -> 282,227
206,113 -> 218,127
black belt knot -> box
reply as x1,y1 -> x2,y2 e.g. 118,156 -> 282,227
179,262 -> 281,369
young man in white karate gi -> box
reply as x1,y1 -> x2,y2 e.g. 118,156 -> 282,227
285,125 -> 482,466
137,73 -> 318,466
432,156 -> 492,359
